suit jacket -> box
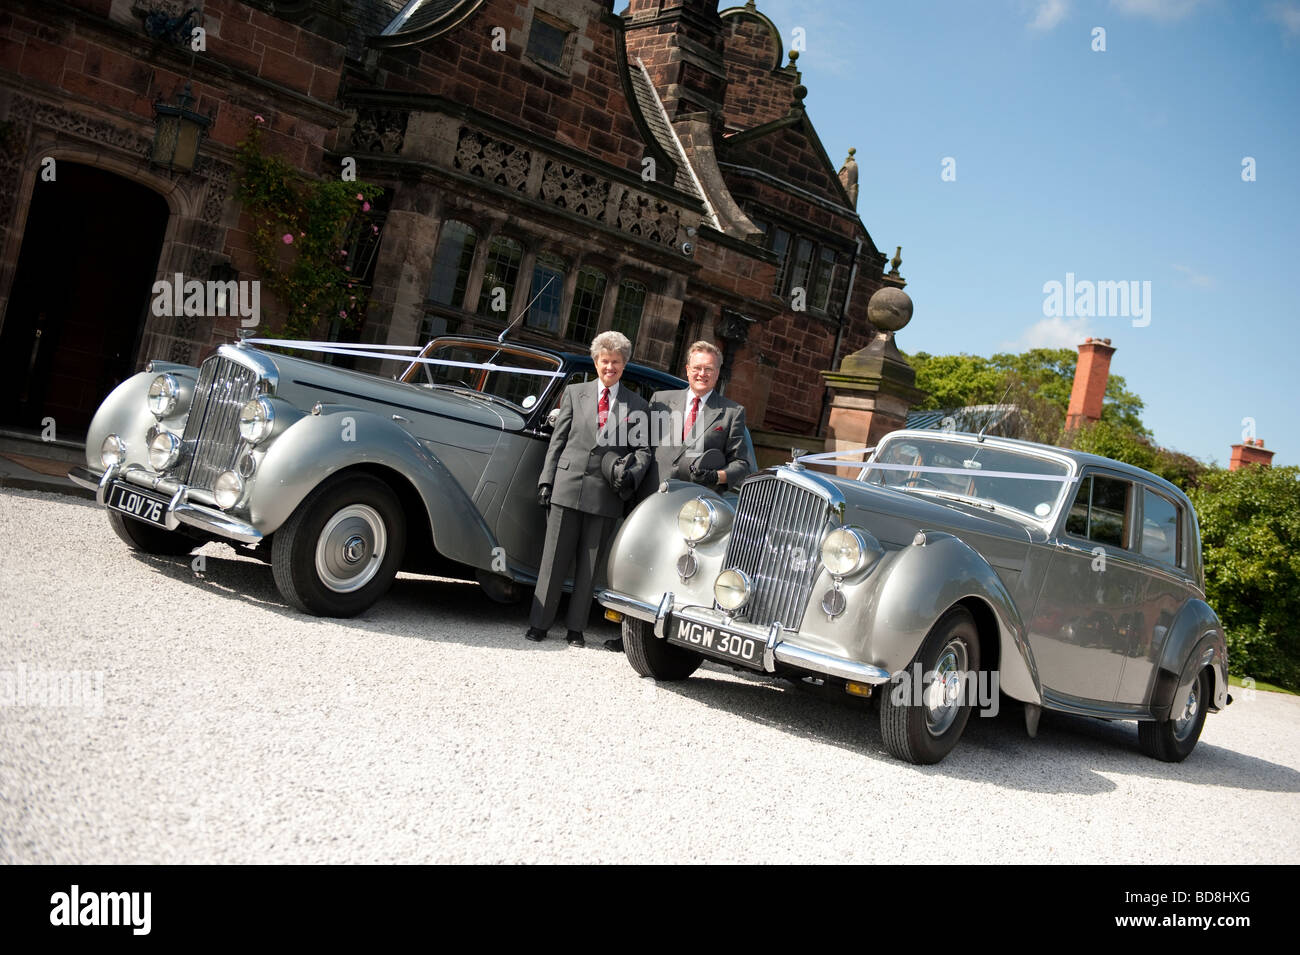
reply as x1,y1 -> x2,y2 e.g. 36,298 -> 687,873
540,380 -> 652,518
644,388 -> 755,494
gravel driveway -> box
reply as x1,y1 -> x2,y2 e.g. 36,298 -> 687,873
2,487 -> 1298,864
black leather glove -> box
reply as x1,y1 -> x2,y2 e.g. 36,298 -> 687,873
537,484 -> 552,508
689,462 -> 720,487
614,454 -> 636,493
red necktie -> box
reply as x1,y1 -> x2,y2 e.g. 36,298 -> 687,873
598,387 -> 609,429
684,395 -> 699,439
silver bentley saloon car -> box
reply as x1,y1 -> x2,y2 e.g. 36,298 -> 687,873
69,336 -> 685,617
598,429 -> 1230,764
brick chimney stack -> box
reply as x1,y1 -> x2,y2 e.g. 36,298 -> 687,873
1065,337 -> 1116,430
1229,438 -> 1275,471
623,0 -> 728,121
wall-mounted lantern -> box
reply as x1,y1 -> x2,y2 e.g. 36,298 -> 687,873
151,82 -> 211,174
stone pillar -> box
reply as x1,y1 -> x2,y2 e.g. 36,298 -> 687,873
820,287 -> 925,478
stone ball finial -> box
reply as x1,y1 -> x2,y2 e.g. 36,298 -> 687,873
867,286 -> 913,333
788,49 -> 799,63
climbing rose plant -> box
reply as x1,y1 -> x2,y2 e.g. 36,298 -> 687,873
234,121 -> 382,341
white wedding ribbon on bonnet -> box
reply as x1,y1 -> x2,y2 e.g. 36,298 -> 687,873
240,338 -> 565,379
796,447 -> 1077,482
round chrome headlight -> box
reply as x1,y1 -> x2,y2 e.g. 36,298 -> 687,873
147,374 -> 180,418
714,568 -> 753,612
100,434 -> 126,469
147,430 -> 181,472
822,527 -> 868,577
677,498 -> 717,543
238,396 -> 275,444
213,470 -> 244,510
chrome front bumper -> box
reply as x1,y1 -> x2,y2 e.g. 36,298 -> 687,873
599,589 -> 892,685
69,464 -> 263,544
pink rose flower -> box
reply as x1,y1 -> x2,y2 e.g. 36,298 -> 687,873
282,234 -> 293,244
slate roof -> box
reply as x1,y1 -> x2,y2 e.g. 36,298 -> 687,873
628,59 -> 703,200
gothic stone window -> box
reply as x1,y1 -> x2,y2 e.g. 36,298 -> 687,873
566,265 -> 607,342
428,220 -> 477,307
477,235 -> 524,318
526,251 -> 568,333
611,279 -> 647,346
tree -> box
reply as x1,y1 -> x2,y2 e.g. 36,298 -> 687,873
1189,465 -> 1300,691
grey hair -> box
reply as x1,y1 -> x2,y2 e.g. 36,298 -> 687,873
686,340 -> 722,364
590,330 -> 632,362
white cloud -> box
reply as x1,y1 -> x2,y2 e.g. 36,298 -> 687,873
1267,2 -> 1300,38
1172,264 -> 1215,288
1001,316 -> 1094,350
1028,0 -> 1070,31
1109,0 -> 1205,21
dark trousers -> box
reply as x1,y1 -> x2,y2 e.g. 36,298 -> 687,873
529,504 -> 613,633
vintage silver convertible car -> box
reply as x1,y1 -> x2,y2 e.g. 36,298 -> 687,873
598,430 -> 1230,764
69,336 -> 685,617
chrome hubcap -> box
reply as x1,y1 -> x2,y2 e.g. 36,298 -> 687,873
924,640 -> 968,736
315,505 -> 386,593
1173,678 -> 1200,740
343,535 -> 367,563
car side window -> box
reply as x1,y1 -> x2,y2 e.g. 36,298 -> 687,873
1140,487 -> 1182,568
1066,474 -> 1132,549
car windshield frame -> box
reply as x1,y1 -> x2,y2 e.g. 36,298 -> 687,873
859,433 -> 1077,524
399,339 -> 564,415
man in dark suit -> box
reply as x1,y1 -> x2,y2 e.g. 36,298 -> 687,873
526,331 -> 651,648
602,341 -> 756,653
643,340 -> 755,495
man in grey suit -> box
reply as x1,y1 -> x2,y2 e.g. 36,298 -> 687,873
643,340 -> 755,495
526,331 -> 651,647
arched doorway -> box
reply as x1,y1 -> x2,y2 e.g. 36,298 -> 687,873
0,163 -> 170,436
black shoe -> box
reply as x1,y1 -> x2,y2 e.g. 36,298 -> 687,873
525,627 -> 547,642
604,638 -> 624,653
566,630 -> 585,647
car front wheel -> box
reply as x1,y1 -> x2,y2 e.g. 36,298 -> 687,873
107,510 -> 197,556
1138,668 -> 1209,762
271,474 -> 406,617
879,606 -> 981,765
621,615 -> 701,681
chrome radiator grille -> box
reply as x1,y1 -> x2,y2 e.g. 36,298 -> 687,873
722,475 -> 831,630
181,355 -> 260,491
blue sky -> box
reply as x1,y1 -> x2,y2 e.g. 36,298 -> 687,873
751,0 -> 1300,467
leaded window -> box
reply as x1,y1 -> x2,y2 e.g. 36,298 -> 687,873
566,266 -> 607,342
476,235 -> 523,318
611,279 -> 647,345
427,220 -> 477,307
526,252 -> 568,333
